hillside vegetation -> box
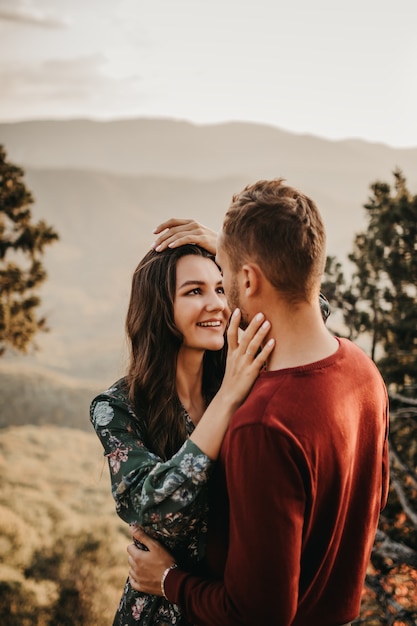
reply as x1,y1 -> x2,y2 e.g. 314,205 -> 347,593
0,424 -> 128,625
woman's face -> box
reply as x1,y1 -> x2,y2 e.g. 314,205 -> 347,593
173,255 -> 230,353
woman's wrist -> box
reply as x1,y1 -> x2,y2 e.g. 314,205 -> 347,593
214,385 -> 241,415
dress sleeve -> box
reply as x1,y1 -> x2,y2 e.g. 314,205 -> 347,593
90,388 -> 215,546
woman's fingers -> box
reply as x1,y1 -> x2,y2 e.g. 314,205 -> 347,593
243,318 -> 271,358
238,313 -> 271,355
226,308 -> 241,350
152,218 -> 189,235
152,219 -> 199,248
129,525 -> 154,549
253,336 -> 275,364
151,218 -> 217,254
227,309 -> 275,365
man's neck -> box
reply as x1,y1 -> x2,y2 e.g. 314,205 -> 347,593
264,304 -> 339,372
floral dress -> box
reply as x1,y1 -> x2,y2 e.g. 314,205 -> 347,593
90,378 -> 214,625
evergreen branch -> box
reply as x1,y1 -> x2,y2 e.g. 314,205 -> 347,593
390,392 -> 417,406
373,529 -> 417,568
389,446 -> 417,490
390,476 -> 417,528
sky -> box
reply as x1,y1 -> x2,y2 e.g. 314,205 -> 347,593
0,0 -> 416,148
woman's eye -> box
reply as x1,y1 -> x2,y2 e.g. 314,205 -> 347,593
187,288 -> 201,295
217,287 -> 225,294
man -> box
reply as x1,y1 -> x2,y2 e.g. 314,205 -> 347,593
127,178 -> 390,625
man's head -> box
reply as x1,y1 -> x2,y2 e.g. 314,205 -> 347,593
217,178 -> 326,312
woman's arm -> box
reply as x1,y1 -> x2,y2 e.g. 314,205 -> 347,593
91,390 -> 212,545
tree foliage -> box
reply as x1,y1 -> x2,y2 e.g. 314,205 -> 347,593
322,172 -> 417,624
0,145 -> 59,355
323,170 -> 417,393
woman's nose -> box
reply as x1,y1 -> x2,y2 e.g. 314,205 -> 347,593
206,292 -> 226,311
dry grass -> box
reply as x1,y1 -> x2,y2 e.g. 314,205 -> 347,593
0,424 -> 128,625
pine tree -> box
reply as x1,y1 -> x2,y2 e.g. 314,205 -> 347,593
0,145 -> 59,355
322,172 -> 417,623
324,170 -> 417,393
370,172 -> 417,392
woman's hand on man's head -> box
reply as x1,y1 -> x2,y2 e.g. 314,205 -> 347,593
152,218 -> 218,255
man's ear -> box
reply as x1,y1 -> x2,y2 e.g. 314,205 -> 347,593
242,263 -> 262,296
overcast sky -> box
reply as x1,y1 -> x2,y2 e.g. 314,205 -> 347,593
0,0 -> 416,148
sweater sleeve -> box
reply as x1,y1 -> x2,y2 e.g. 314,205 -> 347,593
90,388 -> 214,546
165,422 -> 307,625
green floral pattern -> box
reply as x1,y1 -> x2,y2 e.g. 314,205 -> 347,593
90,378 -> 214,625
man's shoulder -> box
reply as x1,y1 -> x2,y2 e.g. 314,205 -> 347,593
338,338 -> 385,379
338,336 -> 370,359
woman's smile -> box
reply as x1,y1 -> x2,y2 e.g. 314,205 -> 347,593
196,320 -> 223,328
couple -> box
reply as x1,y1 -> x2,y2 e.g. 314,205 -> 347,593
91,178 -> 389,626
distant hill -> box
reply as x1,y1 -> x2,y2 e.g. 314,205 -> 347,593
0,118 -> 416,382
0,362 -> 103,431
1,118 -> 416,182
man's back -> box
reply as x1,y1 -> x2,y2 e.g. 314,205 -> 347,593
205,337 -> 389,625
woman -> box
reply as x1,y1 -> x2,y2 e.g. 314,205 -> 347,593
90,243 -> 274,625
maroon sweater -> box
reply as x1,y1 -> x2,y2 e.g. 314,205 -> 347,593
166,338 -> 390,625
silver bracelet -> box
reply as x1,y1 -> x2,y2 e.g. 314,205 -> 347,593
161,563 -> 178,600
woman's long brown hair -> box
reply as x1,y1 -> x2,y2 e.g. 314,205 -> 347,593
125,245 -> 227,461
